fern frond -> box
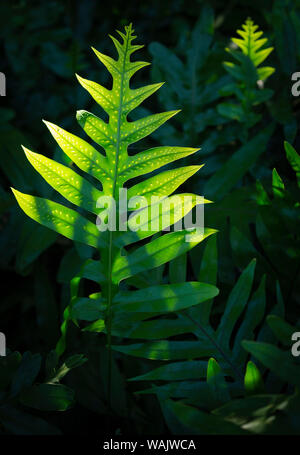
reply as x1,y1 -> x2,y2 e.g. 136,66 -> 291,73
225,18 -> 275,81
11,24 -> 216,409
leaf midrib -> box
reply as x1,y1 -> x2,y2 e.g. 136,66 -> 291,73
106,29 -> 131,409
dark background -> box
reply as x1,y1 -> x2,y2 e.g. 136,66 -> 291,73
0,0 -> 299,435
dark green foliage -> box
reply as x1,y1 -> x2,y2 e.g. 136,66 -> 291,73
1,0 -> 300,435
0,350 -> 86,434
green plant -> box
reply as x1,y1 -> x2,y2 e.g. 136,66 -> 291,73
0,350 -> 86,434
218,18 -> 275,143
213,311 -> 300,435
128,237 -> 300,435
148,7 -> 230,148
12,24 -> 218,412
147,7 -> 243,180
226,141 -> 300,310
246,141 -> 300,306
201,19 -> 277,300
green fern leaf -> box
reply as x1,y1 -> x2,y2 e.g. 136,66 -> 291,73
244,361 -> 264,395
11,24 -> 217,408
225,18 -> 275,81
285,141 -> 300,188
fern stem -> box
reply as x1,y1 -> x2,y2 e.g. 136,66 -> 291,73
183,311 -> 244,383
105,27 -> 131,417
106,230 -> 114,414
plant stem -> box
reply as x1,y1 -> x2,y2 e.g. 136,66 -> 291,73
183,311 -> 244,383
105,27 -> 130,418
106,230 -> 114,414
